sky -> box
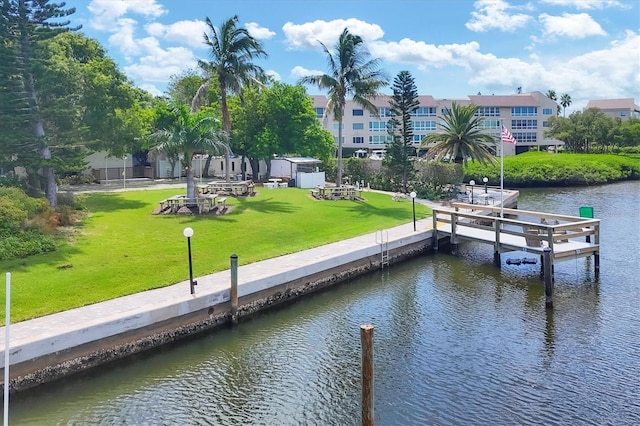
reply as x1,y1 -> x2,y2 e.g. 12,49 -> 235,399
63,0 -> 640,113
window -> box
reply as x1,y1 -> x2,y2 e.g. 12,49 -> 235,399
352,109 -> 364,116
478,120 -> 500,130
353,122 -> 364,130
511,119 -> 537,130
412,120 -> 436,131
333,136 -> 344,144
412,134 -> 424,144
475,107 -> 500,117
511,106 -> 537,116
620,112 -> 627,117
353,136 -> 364,144
372,107 -> 392,117
369,121 -> 389,132
332,122 -> 344,130
441,107 -> 450,115
513,132 -> 537,143
411,107 -> 436,116
542,121 -> 549,128
542,108 -> 553,115
314,107 -> 324,118
369,135 -> 393,144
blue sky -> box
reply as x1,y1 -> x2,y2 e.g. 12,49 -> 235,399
64,0 -> 639,112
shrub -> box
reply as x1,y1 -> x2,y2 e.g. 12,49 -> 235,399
0,231 -> 56,261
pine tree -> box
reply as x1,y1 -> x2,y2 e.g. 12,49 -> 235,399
1,0 -> 78,205
384,71 -> 419,193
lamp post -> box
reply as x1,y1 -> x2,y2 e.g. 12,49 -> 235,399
483,176 -> 488,193
183,227 -> 197,294
469,180 -> 475,204
123,156 -> 127,189
410,191 -> 417,231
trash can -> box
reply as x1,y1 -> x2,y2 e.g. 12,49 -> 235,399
288,178 -> 296,187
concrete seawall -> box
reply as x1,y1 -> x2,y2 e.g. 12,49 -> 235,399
1,220 -> 434,393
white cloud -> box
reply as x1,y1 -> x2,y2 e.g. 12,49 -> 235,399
140,83 -> 164,97
540,0 -> 623,10
144,20 -> 209,48
466,0 -> 532,32
282,19 -> 384,50
369,39 -> 461,69
124,46 -> 197,84
245,22 -> 276,40
87,0 -> 166,30
539,13 -> 607,38
290,66 -> 324,79
266,70 -> 281,81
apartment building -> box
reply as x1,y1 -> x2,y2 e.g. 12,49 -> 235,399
585,98 -> 640,121
312,91 -> 563,157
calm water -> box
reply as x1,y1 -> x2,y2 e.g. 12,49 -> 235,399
8,181 -> 640,425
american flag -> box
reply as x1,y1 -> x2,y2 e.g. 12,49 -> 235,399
501,124 -> 517,144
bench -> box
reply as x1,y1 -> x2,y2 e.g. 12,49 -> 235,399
217,197 -> 227,208
310,189 -> 319,198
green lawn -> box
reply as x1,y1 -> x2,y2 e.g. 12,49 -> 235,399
0,188 -> 429,323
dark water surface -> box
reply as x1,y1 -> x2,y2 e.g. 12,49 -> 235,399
8,181 -> 640,425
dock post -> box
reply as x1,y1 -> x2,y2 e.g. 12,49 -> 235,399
594,223 -> 600,277
360,324 -> 374,426
493,217 -> 501,267
543,248 -> 553,309
432,213 -> 438,250
230,254 -> 238,322
450,212 -> 458,255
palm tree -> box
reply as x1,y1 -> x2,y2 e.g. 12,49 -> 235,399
299,28 -> 388,186
420,102 -> 495,166
560,93 -> 572,117
151,104 -> 228,203
546,89 -> 557,101
193,15 -> 267,181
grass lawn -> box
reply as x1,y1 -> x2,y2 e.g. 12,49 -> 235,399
0,188 -> 430,323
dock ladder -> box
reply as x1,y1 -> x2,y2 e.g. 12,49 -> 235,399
375,230 -> 389,269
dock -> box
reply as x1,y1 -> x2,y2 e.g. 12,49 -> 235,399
432,202 -> 601,285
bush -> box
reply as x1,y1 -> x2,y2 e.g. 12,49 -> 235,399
0,231 -> 56,261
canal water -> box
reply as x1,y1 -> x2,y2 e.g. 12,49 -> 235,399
8,181 -> 640,425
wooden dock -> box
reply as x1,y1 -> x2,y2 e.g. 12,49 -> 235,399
431,202 -> 600,290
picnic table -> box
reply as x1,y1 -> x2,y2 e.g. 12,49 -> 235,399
159,194 -> 217,214
206,180 -> 253,196
315,185 -> 362,200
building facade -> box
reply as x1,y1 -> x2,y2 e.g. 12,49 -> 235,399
585,98 -> 640,121
313,91 -> 563,157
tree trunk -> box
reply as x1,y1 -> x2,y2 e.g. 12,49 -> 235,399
203,154 -> 212,178
336,118 -> 343,187
219,77 -> 232,183
265,158 -> 272,179
249,158 -> 260,180
185,166 -> 196,201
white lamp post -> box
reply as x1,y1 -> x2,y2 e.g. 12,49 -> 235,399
183,227 -> 197,294
483,176 -> 488,193
410,191 -> 417,231
469,180 -> 476,204
123,156 -> 127,189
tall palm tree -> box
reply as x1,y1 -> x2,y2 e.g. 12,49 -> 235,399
193,15 -> 267,182
560,93 -> 572,117
420,102 -> 495,166
151,104 -> 228,203
299,28 -> 388,186
546,89 -> 557,101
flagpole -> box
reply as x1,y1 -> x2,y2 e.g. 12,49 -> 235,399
500,122 -> 504,218
4,272 -> 10,426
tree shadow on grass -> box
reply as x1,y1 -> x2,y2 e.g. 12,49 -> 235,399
84,193 -> 149,212
225,196 -> 299,215
329,200 -> 412,221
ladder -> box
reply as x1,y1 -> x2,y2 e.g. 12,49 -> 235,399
375,230 -> 389,269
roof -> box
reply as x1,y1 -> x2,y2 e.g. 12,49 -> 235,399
586,98 -> 640,110
281,157 -> 322,164
468,93 -> 539,107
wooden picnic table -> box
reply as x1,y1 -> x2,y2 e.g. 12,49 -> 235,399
159,194 -> 217,214
206,180 -> 253,196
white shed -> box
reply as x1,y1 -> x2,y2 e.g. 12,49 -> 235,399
270,157 -> 324,188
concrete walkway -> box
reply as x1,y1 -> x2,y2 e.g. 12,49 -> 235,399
0,216 -> 433,376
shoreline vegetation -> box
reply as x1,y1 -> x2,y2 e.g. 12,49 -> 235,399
464,152 -> 640,187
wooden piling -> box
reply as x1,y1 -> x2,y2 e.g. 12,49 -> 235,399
360,324 -> 374,426
450,213 -> 458,255
493,219 -> 501,267
543,248 -> 553,309
230,254 -> 238,321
